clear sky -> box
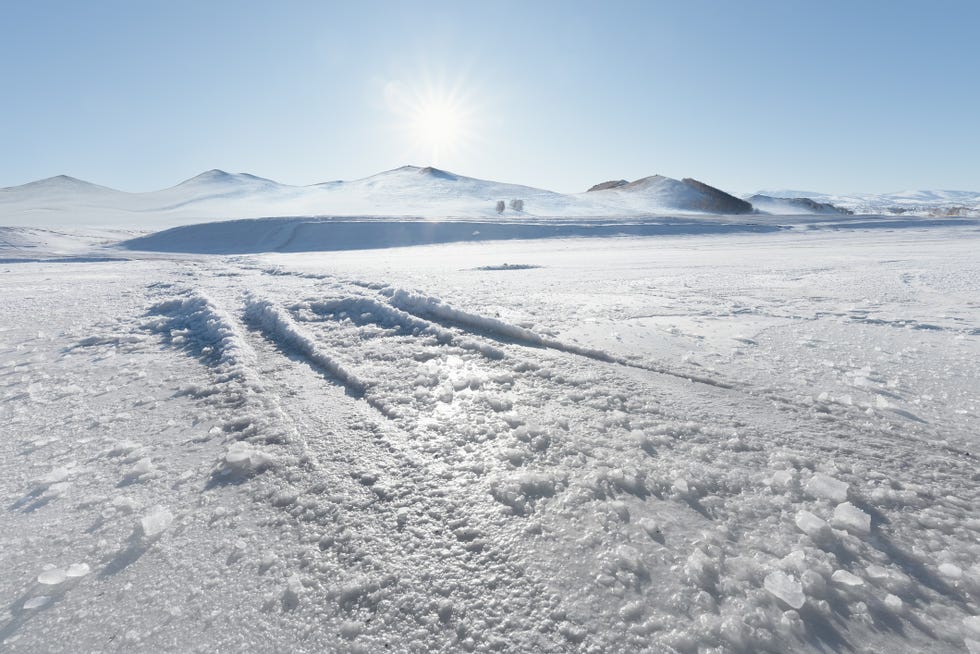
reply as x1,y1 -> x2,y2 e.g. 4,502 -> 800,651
2,0 -> 978,194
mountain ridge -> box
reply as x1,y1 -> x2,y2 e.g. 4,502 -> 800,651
1,167 -> 977,228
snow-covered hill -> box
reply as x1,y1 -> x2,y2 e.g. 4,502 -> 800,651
758,188 -> 980,216
587,175 -> 754,214
747,195 -> 852,216
0,167 -> 760,228
4,167 -> 977,228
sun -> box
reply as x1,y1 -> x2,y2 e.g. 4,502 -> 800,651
411,98 -> 464,155
385,77 -> 480,167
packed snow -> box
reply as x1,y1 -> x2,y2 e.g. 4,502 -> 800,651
0,211 -> 978,653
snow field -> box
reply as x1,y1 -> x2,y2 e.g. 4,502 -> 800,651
0,226 -> 977,652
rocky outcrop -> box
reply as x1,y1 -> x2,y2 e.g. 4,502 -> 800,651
587,180 -> 629,192
680,178 -> 754,214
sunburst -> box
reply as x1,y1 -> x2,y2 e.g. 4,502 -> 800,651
385,75 -> 481,166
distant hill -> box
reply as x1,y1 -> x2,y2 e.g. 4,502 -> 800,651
756,188 -> 980,216
587,175 -> 753,215
2,166 -> 976,228
748,194 -> 852,216
0,166 -> 762,227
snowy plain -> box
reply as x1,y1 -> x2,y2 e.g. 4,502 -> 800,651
0,215 -> 978,653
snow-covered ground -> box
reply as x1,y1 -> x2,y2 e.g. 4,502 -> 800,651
1,222 -> 978,652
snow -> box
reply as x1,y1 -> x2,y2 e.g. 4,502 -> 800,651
0,215 -> 978,653
5,166 -> 977,231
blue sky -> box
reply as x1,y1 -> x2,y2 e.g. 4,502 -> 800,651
2,0 -> 978,194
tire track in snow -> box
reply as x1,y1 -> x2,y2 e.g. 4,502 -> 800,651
300,294 -> 505,360
180,279 -> 579,651
145,289 -> 316,482
384,287 -> 737,389
381,286 -> 938,439
243,296 -> 369,396
155,278 -> 580,651
169,265 -> 980,651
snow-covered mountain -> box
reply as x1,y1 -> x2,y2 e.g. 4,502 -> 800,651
757,188 -> 980,216
0,167 -> 760,228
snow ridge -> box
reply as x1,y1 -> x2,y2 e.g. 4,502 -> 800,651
243,296 -> 368,396
147,293 -> 259,385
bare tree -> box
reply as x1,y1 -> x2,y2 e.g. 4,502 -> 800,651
495,200 -> 505,214
510,199 -> 524,212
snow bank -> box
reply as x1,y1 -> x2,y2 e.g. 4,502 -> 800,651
120,216 -> 782,255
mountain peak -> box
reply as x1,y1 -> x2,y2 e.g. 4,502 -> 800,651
0,174 -> 119,195
32,175 -> 99,188
184,169 -> 233,183
175,170 -> 279,188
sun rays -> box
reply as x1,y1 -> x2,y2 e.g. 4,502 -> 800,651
384,74 -> 482,167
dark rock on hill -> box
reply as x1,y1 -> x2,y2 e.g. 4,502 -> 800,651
680,178 -> 754,214
587,180 -> 629,192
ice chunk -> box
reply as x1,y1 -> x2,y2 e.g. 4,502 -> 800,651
832,502 -> 871,536
795,510 -> 832,540
684,547 -> 717,590
672,477 -> 690,495
23,596 -> 51,610
938,563 -> 962,579
35,466 -> 69,489
769,469 -> 796,491
764,570 -> 805,609
221,442 -> 276,475
638,518 -> 663,541
137,506 -> 174,540
805,473 -> 849,502
124,457 -> 155,481
884,594 -> 903,611
780,550 -> 806,573
66,563 -> 90,578
619,601 -> 645,623
283,573 -> 303,610
37,568 -> 67,586
831,569 -> 864,586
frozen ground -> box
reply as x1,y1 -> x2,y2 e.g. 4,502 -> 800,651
1,222 -> 978,652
